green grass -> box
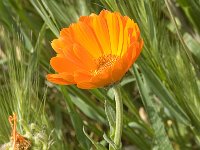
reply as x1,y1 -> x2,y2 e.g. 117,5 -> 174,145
0,0 -> 200,149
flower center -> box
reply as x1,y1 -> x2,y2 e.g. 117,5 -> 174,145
93,54 -> 119,75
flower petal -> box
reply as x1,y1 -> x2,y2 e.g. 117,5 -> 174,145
80,13 -> 111,55
51,39 -> 65,55
47,74 -> 73,85
50,57 -> 78,73
70,22 -> 103,58
77,82 -> 97,89
103,11 -> 119,55
111,59 -> 126,83
74,71 -> 92,83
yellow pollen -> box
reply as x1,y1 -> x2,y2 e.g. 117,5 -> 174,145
93,54 -> 119,75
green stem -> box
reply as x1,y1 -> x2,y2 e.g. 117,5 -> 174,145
112,85 -> 123,149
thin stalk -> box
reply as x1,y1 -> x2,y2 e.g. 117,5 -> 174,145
112,85 -> 123,149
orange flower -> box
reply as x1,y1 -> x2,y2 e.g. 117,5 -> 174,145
47,10 -> 143,89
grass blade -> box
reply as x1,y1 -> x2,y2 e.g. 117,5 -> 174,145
133,65 -> 173,150
60,86 -> 91,150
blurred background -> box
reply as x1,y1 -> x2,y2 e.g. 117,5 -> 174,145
0,0 -> 200,149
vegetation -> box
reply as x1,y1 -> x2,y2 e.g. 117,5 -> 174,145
0,0 -> 200,149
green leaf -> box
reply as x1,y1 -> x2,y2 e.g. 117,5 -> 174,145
83,127 -> 107,150
105,100 -> 115,137
120,76 -> 136,87
134,61 -> 191,126
70,95 -> 106,123
99,0 -> 119,11
30,0 -> 59,37
60,86 -> 91,150
183,33 -> 200,65
133,65 -> 174,150
123,128 -> 150,150
176,0 -> 200,34
103,133 -> 118,150
66,86 -> 106,119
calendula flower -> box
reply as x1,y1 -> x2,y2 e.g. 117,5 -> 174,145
47,10 -> 143,89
